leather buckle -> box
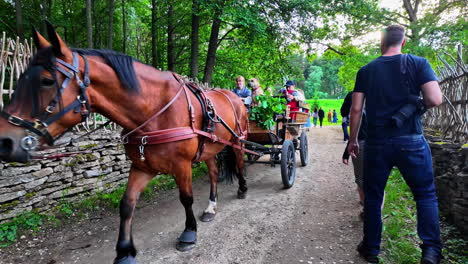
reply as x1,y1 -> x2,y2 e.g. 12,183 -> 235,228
45,105 -> 54,114
8,115 -> 22,126
33,120 -> 47,129
77,95 -> 87,104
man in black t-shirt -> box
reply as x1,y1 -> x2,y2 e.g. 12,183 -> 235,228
347,25 -> 443,264
318,107 -> 325,127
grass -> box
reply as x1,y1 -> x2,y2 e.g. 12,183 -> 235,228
0,163 -> 208,247
380,169 -> 467,264
306,99 -> 344,126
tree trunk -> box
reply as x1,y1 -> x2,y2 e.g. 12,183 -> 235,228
151,0 -> 159,68
167,4 -> 175,71
107,0 -> 115,49
15,0 -> 24,39
86,0 -> 93,48
122,0 -> 127,53
190,0 -> 200,79
202,9 -> 223,84
40,0 -> 48,34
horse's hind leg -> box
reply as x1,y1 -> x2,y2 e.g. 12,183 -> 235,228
234,149 -> 248,199
174,162 -> 198,251
201,158 -> 218,222
115,166 -> 153,264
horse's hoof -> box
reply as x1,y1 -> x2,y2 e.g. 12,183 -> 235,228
237,190 -> 247,199
114,255 -> 137,264
176,241 -> 196,252
200,212 -> 216,222
177,230 -> 197,251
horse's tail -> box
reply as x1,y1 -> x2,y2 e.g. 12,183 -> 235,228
217,146 -> 238,184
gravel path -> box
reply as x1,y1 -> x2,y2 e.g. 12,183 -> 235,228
1,126 -> 366,264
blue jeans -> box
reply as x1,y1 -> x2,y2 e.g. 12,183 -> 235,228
342,123 -> 349,141
362,134 -> 441,256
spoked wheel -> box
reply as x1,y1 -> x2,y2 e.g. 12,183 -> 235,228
281,140 -> 296,188
299,131 -> 309,166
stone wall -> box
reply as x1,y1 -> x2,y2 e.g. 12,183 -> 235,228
0,130 -> 129,222
427,135 -> 468,236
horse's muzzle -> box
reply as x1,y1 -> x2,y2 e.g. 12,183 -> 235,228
0,136 -> 31,163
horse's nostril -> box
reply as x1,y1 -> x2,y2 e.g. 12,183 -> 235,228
0,137 -> 14,157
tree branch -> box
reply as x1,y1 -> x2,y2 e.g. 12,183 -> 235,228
217,26 -> 239,46
309,42 -> 345,55
403,0 -> 417,22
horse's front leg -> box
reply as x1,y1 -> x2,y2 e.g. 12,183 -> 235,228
114,165 -> 153,264
201,158 -> 218,222
174,162 -> 197,251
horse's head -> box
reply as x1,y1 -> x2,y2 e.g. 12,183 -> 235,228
0,23 -> 91,162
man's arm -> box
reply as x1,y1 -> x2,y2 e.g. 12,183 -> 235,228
421,81 -> 442,108
347,92 -> 365,158
293,91 -> 305,102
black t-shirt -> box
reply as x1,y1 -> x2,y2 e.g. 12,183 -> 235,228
353,54 -> 437,138
341,91 -> 367,140
318,109 -> 325,118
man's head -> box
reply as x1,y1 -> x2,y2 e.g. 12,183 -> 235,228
285,80 -> 295,90
236,76 -> 245,89
381,25 -> 406,54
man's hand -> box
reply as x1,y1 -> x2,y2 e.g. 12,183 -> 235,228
342,158 -> 349,165
347,140 -> 360,159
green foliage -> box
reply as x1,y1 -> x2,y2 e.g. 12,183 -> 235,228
0,212 -> 54,247
250,93 -> 286,129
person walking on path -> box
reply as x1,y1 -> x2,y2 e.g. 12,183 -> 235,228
332,109 -> 338,123
347,25 -> 443,264
341,91 -> 367,218
327,109 -> 332,123
318,107 -> 325,127
312,108 -> 319,127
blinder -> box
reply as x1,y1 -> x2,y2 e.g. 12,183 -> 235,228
0,52 -> 91,149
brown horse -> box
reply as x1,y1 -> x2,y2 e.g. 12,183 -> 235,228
0,23 -> 249,264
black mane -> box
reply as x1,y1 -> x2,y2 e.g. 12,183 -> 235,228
72,48 -> 140,92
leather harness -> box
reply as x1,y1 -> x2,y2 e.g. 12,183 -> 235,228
122,73 -> 258,162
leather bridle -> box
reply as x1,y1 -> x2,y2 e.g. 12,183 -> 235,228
0,52 -> 91,150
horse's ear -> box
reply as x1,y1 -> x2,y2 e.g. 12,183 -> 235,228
45,21 -> 72,59
31,26 -> 51,50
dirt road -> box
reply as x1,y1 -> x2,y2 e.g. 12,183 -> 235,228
1,126 -> 366,264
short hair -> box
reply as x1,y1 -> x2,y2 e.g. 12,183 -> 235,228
382,25 -> 405,47
236,76 -> 245,82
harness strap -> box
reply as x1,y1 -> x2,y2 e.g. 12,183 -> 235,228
212,89 -> 243,136
126,126 -> 258,156
0,111 -> 54,145
121,82 -> 185,139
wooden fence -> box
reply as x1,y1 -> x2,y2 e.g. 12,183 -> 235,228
423,45 -> 468,143
0,33 -> 118,131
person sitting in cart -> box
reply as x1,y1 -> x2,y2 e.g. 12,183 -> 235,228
233,75 -> 252,106
280,80 -> 305,110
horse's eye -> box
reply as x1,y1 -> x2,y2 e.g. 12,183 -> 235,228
41,78 -> 55,87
